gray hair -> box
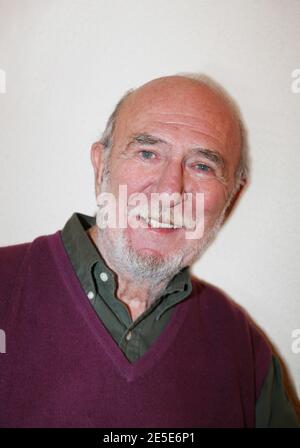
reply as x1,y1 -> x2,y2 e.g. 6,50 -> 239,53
99,73 -> 249,192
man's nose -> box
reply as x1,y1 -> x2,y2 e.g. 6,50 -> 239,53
155,159 -> 185,197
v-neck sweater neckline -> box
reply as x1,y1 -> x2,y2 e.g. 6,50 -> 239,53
48,230 -> 193,382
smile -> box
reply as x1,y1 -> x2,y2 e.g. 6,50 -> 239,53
140,216 -> 183,230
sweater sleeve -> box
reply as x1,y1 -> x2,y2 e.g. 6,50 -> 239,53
255,355 -> 300,427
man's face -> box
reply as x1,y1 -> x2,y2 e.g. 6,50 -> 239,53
93,77 -> 241,279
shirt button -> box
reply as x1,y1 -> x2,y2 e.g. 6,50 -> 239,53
100,272 -> 108,282
87,291 -> 95,300
126,331 -> 132,341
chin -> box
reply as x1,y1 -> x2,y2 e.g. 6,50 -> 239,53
131,245 -> 167,260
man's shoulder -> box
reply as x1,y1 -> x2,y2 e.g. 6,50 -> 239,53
191,275 -> 248,320
0,233 -> 55,267
190,275 -> 271,349
190,275 -> 272,396
0,232 -> 62,308
0,240 -> 31,278
0,240 -> 31,319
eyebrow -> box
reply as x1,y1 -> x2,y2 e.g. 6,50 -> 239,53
189,148 -> 225,167
128,133 -> 169,146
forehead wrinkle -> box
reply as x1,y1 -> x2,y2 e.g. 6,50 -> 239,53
153,122 -> 226,149
142,109 -> 231,130
153,118 -> 228,142
119,108 -> 234,147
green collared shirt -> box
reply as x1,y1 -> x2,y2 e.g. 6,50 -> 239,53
61,212 -> 299,427
61,213 -> 192,363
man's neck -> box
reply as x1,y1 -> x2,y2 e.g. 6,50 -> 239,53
87,225 -> 168,321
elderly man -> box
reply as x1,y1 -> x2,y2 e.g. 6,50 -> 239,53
0,75 -> 299,428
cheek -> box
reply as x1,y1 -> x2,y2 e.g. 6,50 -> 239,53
107,171 -> 134,200
201,183 -> 229,223
110,161 -> 149,195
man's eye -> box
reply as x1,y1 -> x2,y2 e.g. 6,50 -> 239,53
194,163 -> 211,172
139,150 -> 156,160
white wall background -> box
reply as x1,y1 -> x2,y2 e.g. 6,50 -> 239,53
0,0 -> 299,396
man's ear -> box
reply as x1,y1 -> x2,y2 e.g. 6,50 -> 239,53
223,178 -> 248,224
90,142 -> 105,197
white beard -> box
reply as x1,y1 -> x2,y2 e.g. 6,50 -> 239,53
95,164 -> 227,287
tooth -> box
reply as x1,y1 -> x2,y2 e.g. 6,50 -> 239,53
150,219 -> 177,228
150,219 -> 161,228
139,215 -> 183,229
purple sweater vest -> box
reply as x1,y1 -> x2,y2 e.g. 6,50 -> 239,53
0,231 -> 271,428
